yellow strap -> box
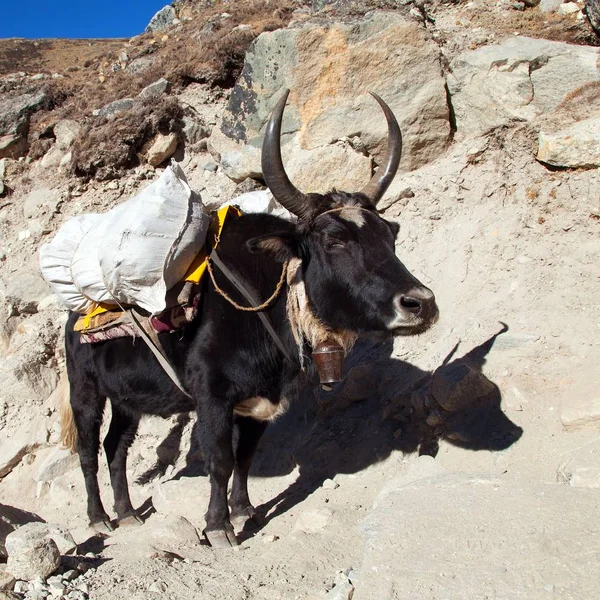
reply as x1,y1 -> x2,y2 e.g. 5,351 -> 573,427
183,205 -> 240,284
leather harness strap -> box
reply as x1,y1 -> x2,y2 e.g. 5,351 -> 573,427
126,308 -> 193,398
209,249 -> 292,362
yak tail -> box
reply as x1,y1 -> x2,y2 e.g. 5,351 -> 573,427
58,374 -> 77,454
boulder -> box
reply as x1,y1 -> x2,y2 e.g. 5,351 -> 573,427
558,438 -> 600,488
537,117 -> 600,168
0,504 -> 45,559
355,474 -> 600,599
209,11 -> 450,188
0,91 -> 45,137
447,37 -> 600,136
6,522 -> 76,556
145,5 -> 177,33
54,120 -> 80,151
5,525 -> 60,581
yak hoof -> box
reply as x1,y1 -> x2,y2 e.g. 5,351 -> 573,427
203,528 -> 239,549
90,519 -> 114,534
118,514 -> 144,528
231,507 -> 262,530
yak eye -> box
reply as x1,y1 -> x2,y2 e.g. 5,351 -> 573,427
326,240 -> 345,250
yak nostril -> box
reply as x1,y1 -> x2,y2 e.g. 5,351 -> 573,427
400,295 -> 422,314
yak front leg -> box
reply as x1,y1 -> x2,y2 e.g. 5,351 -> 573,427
196,397 -> 238,548
230,416 -> 267,530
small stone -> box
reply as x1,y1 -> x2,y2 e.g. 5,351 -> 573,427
12,581 -> 27,593
144,133 -> 178,167
48,581 -> 65,594
512,1 -> 525,10
76,582 -> 89,594
261,535 -> 278,544
149,580 -> 167,592
292,508 -> 333,534
322,478 -> 339,490
62,570 -> 78,582
93,98 -> 135,119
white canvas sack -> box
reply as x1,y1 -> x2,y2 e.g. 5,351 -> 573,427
223,189 -> 296,222
98,162 -> 210,314
39,213 -> 104,313
40,162 -> 209,315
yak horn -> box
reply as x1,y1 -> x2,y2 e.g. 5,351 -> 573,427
359,93 -> 402,205
262,89 -> 310,219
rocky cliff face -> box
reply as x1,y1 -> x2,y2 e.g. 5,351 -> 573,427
0,1 -> 600,599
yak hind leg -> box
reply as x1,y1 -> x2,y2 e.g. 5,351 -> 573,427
70,382 -> 112,533
103,404 -> 142,527
229,416 -> 268,531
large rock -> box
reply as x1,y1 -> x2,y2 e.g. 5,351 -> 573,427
355,473 -> 600,599
5,525 -> 60,581
448,37 -> 600,136
6,522 -> 76,556
0,505 -> 44,559
537,117 -> 600,167
54,120 -> 80,151
0,91 -> 46,159
145,5 -> 177,33
209,11 -> 450,188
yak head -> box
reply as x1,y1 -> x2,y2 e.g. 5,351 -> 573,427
249,89 -> 439,339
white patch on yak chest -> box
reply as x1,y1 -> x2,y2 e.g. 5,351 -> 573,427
233,396 -> 289,421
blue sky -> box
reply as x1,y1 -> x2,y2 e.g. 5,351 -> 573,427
0,1 -> 171,39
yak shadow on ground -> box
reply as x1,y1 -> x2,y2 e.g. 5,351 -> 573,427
250,324 -> 522,525
137,326 -> 522,532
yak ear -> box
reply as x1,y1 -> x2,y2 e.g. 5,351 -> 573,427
247,231 -> 299,262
